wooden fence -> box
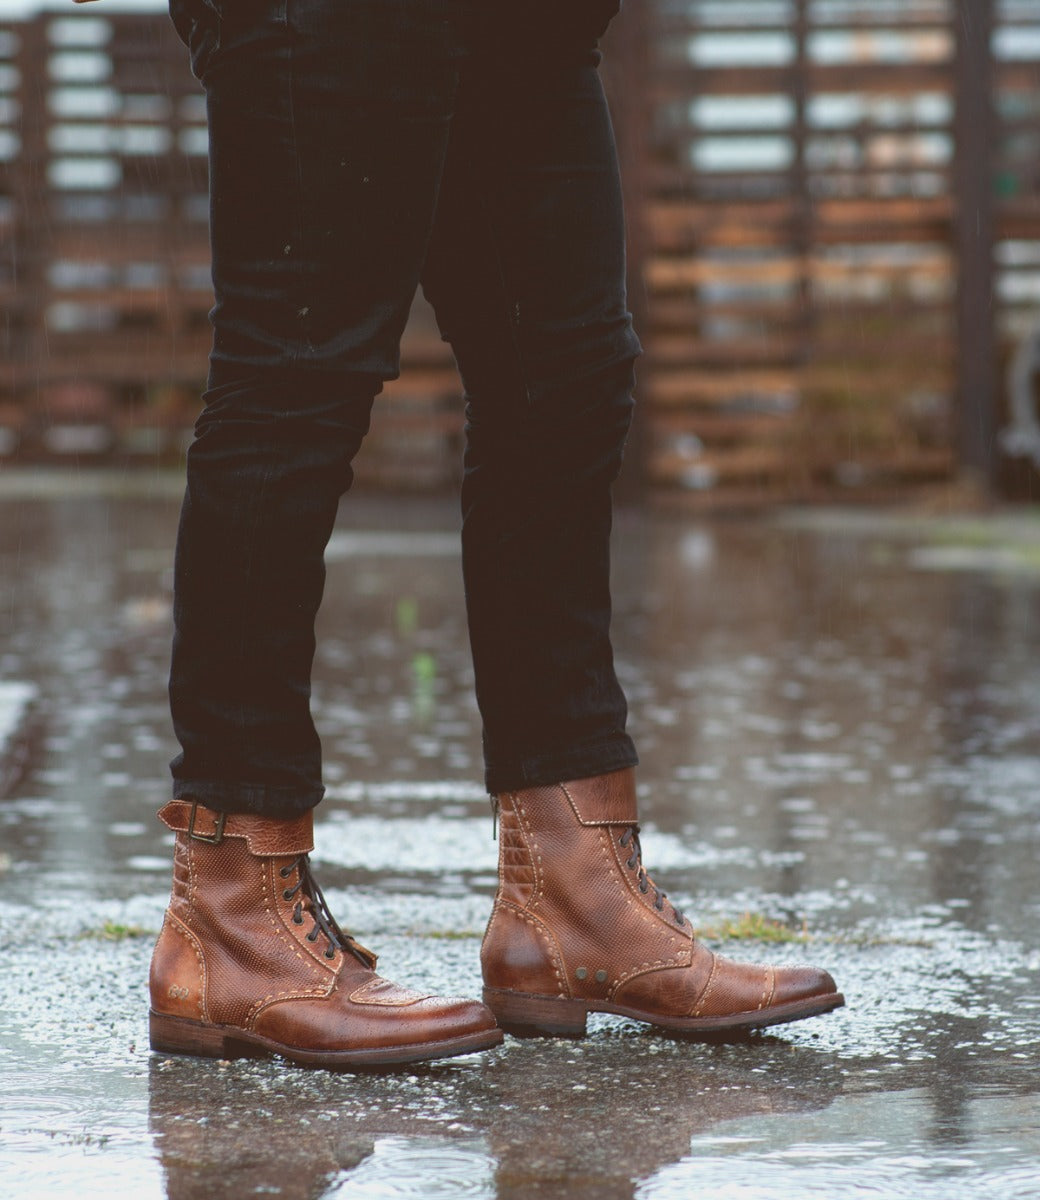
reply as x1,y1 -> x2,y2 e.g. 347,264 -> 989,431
607,0 -> 1040,502
2,3 -> 1040,500
0,9 -> 459,486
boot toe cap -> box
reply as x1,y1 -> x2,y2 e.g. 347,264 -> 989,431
774,963 -> 840,1005
412,994 -> 502,1040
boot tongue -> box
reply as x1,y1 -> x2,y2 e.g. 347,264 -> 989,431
618,826 -> 688,928
291,855 -> 379,970
559,769 -> 637,827
341,935 -> 379,970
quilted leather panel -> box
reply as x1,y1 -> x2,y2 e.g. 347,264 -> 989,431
497,799 -> 535,907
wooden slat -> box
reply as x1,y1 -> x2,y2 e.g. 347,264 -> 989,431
650,63 -> 954,98
652,410 -> 793,441
646,368 -> 799,406
645,256 -> 805,288
645,334 -> 801,365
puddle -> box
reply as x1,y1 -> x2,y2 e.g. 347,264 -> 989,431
0,484 -> 1038,1198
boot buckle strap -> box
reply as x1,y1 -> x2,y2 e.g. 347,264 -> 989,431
187,801 -> 226,845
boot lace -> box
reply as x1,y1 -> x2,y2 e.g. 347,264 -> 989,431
278,855 -> 377,968
618,826 -> 686,927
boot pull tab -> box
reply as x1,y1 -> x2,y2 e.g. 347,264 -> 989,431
345,935 -> 378,970
490,795 -> 499,841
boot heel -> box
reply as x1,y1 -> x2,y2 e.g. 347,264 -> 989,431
482,988 -> 588,1037
149,1010 -> 239,1059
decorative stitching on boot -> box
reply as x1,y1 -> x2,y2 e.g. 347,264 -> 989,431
602,833 -> 652,928
559,777 -> 636,827
185,836 -> 198,919
608,829 -> 686,935
166,910 -> 208,1022
496,899 -> 568,998
511,795 -> 542,907
479,897 -> 500,960
759,966 -> 775,1011
348,978 -> 432,1006
262,859 -> 328,974
690,950 -> 720,1017
611,951 -> 690,997
605,830 -> 686,948
246,982 -> 335,1028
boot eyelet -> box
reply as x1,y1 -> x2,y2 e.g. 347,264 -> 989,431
639,879 -> 648,894
293,912 -> 304,925
307,930 -> 318,942
324,947 -> 336,960
279,865 -> 292,878
282,889 -> 294,901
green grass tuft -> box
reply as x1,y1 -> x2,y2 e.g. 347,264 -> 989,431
696,911 -> 810,944
79,920 -> 154,942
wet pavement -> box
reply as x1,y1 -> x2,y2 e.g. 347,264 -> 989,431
1,471 -> 1039,1199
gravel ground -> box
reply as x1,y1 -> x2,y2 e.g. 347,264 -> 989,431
1,476 -> 1038,1199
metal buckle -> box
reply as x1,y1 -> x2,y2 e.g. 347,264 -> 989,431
187,801 -> 226,844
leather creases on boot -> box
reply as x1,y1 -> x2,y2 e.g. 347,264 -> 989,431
149,800 -> 502,1067
481,769 -> 844,1037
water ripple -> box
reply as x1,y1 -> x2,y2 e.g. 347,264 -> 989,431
329,1137 -> 495,1199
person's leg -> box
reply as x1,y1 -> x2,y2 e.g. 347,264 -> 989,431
168,0 -> 467,817
152,0 -> 500,1067
421,10 -> 640,793
422,10 -> 844,1037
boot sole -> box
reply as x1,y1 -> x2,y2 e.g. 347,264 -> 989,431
149,1010 -> 503,1069
483,986 -> 845,1038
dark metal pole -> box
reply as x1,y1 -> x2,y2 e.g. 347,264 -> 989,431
953,0 -> 997,490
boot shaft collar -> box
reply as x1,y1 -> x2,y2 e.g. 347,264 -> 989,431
158,799 -> 314,856
557,768 -> 638,826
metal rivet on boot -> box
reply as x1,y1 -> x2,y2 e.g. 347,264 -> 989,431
575,967 -> 588,980
595,969 -> 608,984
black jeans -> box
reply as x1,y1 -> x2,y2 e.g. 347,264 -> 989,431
167,0 -> 641,815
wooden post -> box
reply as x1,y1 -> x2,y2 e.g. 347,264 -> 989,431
791,0 -> 812,357
953,0 -> 997,490
790,0 -> 813,494
12,15 -> 49,410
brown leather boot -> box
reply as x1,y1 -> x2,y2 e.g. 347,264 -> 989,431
481,769 -> 844,1036
149,800 -> 502,1067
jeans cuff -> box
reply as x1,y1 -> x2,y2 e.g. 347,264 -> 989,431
171,777 -> 325,817
484,734 -> 638,795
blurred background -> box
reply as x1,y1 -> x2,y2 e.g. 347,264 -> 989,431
4,7 -> 1040,1197
2,0 -> 1040,504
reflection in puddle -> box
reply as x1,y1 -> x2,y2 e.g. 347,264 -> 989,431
1,492 -> 1040,1199
329,1137 -> 495,1199
649,1088 -> 1040,1200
